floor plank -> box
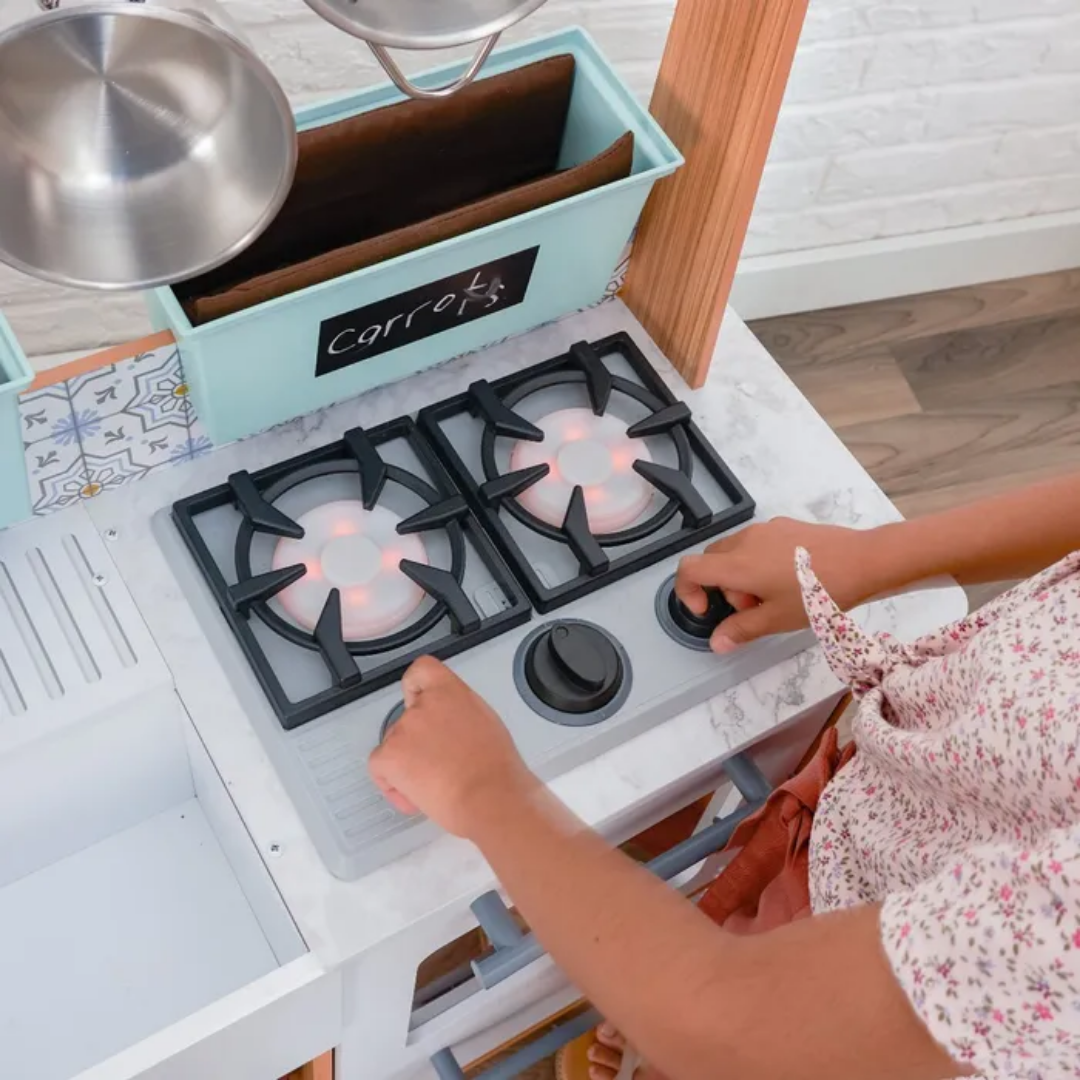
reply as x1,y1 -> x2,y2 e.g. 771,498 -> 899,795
888,459 -> 1080,520
782,348 -> 922,429
894,311 -> 1080,411
836,382 -> 1080,503
749,269 -> 1080,518
751,268 -> 1080,368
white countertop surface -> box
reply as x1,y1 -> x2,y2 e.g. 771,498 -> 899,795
81,300 -> 968,969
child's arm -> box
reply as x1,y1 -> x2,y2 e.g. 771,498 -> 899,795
676,471 -> 1080,651
369,659 -> 968,1080
861,470 -> 1080,589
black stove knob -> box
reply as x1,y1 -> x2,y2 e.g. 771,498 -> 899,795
524,623 -> 624,715
379,701 -> 406,743
669,587 -> 735,642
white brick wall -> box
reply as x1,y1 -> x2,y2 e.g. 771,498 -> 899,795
747,0 -> 1080,257
2,0 -> 1078,354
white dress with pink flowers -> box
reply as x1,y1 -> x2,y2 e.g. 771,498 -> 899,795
802,549 -> 1080,1078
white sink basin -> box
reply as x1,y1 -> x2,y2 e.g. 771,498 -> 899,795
0,511 -> 340,1080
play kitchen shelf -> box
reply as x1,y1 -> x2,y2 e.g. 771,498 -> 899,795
146,27 -> 682,445
0,315 -> 33,531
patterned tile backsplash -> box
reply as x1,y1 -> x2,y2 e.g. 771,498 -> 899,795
21,344 -> 210,515
17,245 -> 631,518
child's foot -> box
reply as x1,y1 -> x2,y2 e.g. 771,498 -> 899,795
574,1023 -> 669,1080
587,1023 -> 634,1080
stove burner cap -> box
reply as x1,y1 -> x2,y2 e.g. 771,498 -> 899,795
322,534 -> 383,587
509,408 -> 653,533
557,438 -> 613,486
271,501 -> 428,639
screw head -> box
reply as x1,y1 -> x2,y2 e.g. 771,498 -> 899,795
268,843 -> 283,857
92,573 -> 107,587
104,528 -> 118,541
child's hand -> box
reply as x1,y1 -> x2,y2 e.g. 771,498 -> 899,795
675,518 -> 874,653
369,657 -> 539,837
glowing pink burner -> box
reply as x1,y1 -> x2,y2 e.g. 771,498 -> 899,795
509,408 -> 653,533
271,501 -> 428,639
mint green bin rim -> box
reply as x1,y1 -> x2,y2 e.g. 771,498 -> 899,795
147,26 -> 684,442
0,315 -> 33,530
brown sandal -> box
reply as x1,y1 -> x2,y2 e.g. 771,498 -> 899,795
555,1029 -> 642,1080
554,1028 -> 595,1080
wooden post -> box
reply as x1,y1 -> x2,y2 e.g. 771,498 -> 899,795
621,0 -> 809,387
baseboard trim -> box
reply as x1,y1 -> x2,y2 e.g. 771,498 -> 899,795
730,209 -> 1080,320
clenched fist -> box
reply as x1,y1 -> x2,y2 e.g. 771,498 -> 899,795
368,656 -> 539,837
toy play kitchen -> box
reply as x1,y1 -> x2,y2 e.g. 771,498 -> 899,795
0,3 -> 968,1079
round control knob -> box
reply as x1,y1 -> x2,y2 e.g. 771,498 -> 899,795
524,622 -> 624,715
379,701 -> 406,743
668,587 -> 735,642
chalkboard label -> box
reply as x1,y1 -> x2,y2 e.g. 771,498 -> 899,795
315,247 -> 539,377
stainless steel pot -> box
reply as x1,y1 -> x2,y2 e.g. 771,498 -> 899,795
0,1 -> 297,291
301,0 -> 551,99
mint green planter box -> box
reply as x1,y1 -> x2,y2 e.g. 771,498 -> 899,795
0,316 -> 33,531
145,27 -> 682,445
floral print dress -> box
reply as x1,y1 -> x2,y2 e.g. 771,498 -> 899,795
801,549 -> 1080,1079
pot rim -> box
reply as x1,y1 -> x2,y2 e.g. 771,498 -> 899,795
300,0 -> 551,51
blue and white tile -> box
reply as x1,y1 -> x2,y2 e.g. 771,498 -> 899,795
80,447 -> 152,500
68,363 -> 132,420
601,237 -> 634,302
26,438 -> 89,515
56,406 -> 108,449
168,430 -> 215,468
185,406 -> 209,447
80,410 -> 192,475
124,346 -> 194,434
19,384 -> 75,446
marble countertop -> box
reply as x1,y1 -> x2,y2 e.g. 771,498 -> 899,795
82,300 -> 968,968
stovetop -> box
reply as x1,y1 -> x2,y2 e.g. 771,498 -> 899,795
156,332 -> 813,881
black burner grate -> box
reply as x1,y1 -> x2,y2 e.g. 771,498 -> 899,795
418,332 -> 755,611
172,416 -> 530,728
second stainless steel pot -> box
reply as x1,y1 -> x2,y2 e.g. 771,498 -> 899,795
301,0 -> 551,99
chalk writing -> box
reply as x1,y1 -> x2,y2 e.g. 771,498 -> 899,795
316,248 -> 538,377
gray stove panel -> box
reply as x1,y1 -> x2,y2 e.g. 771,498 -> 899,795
155,509 -> 812,881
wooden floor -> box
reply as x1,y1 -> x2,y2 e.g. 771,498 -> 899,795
749,268 -> 1080,518
750,268 -> 1080,610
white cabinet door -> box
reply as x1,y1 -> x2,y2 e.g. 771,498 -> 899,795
80,958 -> 340,1080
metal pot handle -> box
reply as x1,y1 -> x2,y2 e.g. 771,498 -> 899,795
368,34 -> 500,100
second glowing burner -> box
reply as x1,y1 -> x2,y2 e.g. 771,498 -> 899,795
510,408 -> 653,533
